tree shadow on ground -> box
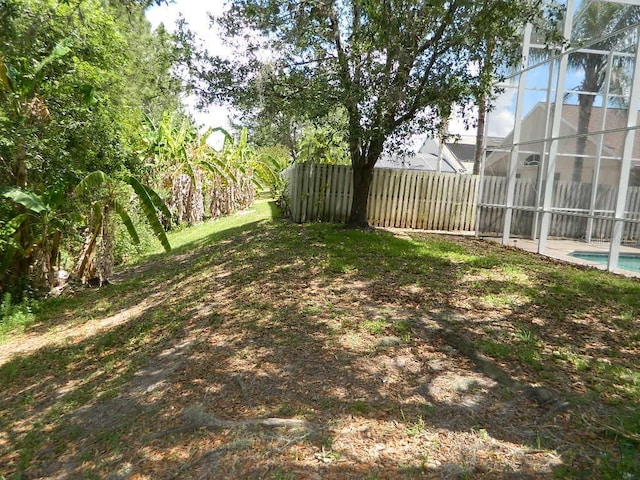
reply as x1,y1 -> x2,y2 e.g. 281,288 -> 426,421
1,213 -> 638,479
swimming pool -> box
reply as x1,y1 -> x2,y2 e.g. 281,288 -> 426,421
569,252 -> 640,274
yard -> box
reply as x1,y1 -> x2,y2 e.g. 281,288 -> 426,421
1,200 -> 639,479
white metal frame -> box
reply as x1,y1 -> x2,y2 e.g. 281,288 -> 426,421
482,0 -> 640,273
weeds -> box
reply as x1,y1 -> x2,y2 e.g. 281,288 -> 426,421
0,292 -> 37,340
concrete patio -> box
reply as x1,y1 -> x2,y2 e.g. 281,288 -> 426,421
484,237 -> 640,278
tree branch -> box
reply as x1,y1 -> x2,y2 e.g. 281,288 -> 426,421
394,1 -> 462,128
328,1 -> 362,161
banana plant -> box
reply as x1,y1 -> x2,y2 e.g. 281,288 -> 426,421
0,185 -> 71,291
0,39 -> 79,293
141,114 -> 286,225
215,126 -> 283,190
141,113 -> 237,225
73,171 -> 171,284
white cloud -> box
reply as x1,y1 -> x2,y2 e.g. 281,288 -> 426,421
486,109 -> 515,137
486,86 -> 517,137
146,1 -> 229,51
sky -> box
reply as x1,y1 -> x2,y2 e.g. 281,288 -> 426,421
146,1 -> 234,134
144,1 -> 518,148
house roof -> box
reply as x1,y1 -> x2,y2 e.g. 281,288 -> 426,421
447,143 -> 476,163
558,104 -> 640,159
378,138 -> 468,173
494,102 -> 640,160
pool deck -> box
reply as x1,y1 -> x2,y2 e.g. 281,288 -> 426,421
484,237 -> 640,278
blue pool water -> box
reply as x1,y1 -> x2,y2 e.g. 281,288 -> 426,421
570,252 -> 640,274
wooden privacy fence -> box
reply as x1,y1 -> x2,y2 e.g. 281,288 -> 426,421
283,163 -> 640,241
282,163 -> 479,231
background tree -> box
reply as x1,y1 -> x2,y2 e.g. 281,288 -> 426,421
193,0 -> 548,226
0,0 -> 184,296
568,1 -> 640,183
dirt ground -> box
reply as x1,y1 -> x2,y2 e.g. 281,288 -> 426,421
1,217 -> 638,479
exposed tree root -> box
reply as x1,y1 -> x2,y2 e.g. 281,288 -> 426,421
182,405 -> 316,431
432,312 -> 571,414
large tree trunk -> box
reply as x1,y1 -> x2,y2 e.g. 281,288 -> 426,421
474,94 -> 487,175
573,92 -> 595,183
474,38 -> 494,176
347,162 -> 374,227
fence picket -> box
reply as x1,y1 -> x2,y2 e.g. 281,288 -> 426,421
281,164 -> 640,240
399,172 -> 411,228
411,173 -> 423,228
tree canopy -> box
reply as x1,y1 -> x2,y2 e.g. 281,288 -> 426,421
0,0 -> 184,295
1,0 -> 287,297
192,0 -> 554,226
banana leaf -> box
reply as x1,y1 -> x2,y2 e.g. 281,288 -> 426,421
200,158 -> 237,186
2,187 -> 48,214
134,179 -> 172,221
112,198 -> 140,245
0,213 -> 28,239
211,126 -> 233,148
74,170 -> 108,197
123,176 -> 171,252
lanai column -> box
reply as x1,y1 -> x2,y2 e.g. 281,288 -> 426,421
532,54 -> 556,240
607,25 -> 640,272
538,0 -> 575,254
502,24 -> 532,244
585,51 -> 614,244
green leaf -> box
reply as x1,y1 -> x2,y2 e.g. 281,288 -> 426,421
0,55 -> 10,92
211,126 -> 233,147
1,187 -> 48,214
0,244 -> 17,278
0,213 -> 28,238
123,176 -> 171,252
239,127 -> 248,150
34,38 -> 72,76
139,182 -> 172,221
200,158 -> 237,186
112,199 -> 140,245
78,84 -> 97,105
75,171 -> 108,197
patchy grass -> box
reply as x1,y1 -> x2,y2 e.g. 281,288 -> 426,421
1,199 -> 639,479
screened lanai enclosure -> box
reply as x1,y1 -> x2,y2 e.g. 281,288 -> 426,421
479,0 -> 640,272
